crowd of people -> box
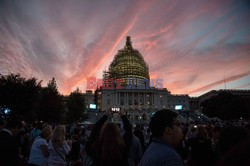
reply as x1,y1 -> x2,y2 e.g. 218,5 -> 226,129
0,109 -> 249,166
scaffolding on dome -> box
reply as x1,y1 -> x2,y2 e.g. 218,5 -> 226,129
103,36 -> 150,87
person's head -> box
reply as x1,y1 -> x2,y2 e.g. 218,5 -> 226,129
194,125 -> 209,139
135,124 -> 142,131
98,123 -> 125,162
100,123 -> 124,146
37,121 -> 43,130
149,109 -> 183,147
21,121 -> 26,127
40,125 -> 52,140
6,117 -> 21,136
51,125 -> 66,148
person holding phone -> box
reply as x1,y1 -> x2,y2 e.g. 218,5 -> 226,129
85,109 -> 132,166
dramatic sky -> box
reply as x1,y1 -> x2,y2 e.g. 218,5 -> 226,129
0,0 -> 249,96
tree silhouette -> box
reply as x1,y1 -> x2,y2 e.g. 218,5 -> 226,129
65,88 -> 87,123
36,77 -> 64,122
0,73 -> 42,120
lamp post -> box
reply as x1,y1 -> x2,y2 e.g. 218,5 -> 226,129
95,113 -> 98,123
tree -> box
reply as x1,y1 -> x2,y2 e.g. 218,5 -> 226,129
65,88 -> 86,123
201,92 -> 249,120
36,78 -> 64,123
47,78 -> 58,92
0,73 -> 42,121
0,74 -> 42,120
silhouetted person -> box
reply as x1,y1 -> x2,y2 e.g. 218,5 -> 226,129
215,126 -> 249,166
217,139 -> 250,166
187,125 -> 216,166
140,109 -> 184,166
133,124 -> 146,153
217,126 -> 249,157
85,109 -> 132,166
28,125 -> 52,166
48,125 -> 71,166
29,122 -> 43,143
68,135 -> 83,166
0,117 -> 22,166
127,134 -> 142,166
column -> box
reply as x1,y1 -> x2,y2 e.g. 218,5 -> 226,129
153,93 -> 155,105
125,92 -> 127,105
138,92 -> 140,105
118,92 -> 120,105
151,93 -> 153,105
126,92 -> 128,105
132,92 -> 134,105
116,92 -> 118,105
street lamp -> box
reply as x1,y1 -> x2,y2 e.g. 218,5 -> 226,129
95,113 -> 98,123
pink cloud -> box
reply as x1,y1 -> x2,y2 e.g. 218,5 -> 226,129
0,0 -> 249,96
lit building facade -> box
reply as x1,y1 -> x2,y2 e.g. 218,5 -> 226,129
80,37 -> 250,123
90,36 -> 190,124
85,90 -> 95,110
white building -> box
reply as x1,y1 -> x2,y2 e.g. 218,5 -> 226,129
86,36 -> 190,124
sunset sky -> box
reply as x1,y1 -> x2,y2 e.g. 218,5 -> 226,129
0,0 -> 249,96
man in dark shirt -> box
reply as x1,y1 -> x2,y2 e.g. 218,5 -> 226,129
140,109 -> 184,166
0,118 -> 22,166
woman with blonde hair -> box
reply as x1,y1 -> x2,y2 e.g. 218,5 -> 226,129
28,125 -> 52,166
48,125 -> 70,166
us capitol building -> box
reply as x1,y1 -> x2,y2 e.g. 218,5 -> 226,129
86,36 -> 190,123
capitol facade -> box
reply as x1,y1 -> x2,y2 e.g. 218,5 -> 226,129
86,36 -> 190,124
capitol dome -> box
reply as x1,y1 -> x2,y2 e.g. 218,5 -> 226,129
106,36 -> 150,82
